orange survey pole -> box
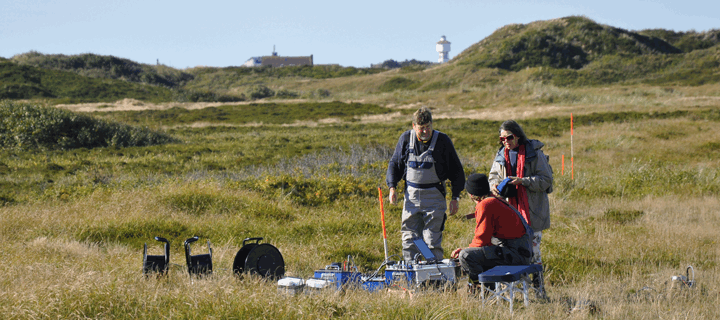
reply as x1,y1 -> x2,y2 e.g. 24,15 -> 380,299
571,113 -> 574,180
378,187 -> 389,261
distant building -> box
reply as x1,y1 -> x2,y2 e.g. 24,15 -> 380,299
243,57 -> 262,67
242,46 -> 313,67
436,35 -> 451,63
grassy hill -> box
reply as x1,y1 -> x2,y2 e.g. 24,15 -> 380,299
2,16 -> 719,105
451,16 -> 720,86
454,16 -> 720,71
10,51 -> 194,88
0,60 -> 174,103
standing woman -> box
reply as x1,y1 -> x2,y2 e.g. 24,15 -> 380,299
488,120 -> 553,293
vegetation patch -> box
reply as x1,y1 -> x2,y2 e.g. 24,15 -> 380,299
603,209 -> 645,224
378,77 -> 421,92
96,101 -> 391,126
75,220 -> 195,249
187,64 -> 385,81
164,191 -> 238,215
163,190 -> 294,220
239,174 -> 379,207
0,101 -> 177,150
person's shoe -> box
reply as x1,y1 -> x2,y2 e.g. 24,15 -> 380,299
467,278 -> 482,296
532,271 -> 547,300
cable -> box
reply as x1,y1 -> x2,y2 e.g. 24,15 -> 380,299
362,260 -> 390,283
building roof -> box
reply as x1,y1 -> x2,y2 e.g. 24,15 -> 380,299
259,55 -> 313,67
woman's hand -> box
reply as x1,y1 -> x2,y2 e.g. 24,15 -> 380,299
508,176 -> 523,185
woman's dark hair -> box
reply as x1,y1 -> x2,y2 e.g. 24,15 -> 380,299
499,120 -> 528,145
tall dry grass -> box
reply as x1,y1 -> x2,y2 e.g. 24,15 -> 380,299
2,189 -> 718,319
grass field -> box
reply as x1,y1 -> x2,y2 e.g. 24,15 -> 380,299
1,87 -> 720,319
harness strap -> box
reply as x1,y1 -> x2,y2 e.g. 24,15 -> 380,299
496,196 -> 534,254
406,181 -> 442,189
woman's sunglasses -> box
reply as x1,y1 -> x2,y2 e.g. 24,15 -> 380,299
499,134 -> 515,142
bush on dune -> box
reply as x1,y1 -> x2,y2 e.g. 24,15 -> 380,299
0,101 -> 176,150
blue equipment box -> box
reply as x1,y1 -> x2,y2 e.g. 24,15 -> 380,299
385,265 -> 415,285
312,269 -> 361,290
360,276 -> 386,292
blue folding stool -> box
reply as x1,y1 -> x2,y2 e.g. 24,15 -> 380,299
477,264 -> 542,312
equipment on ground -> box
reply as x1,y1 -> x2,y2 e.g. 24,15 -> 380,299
383,238 -> 458,289
184,236 -> 213,276
233,237 -> 285,279
143,236 -> 170,275
477,264 -> 543,312
277,277 -> 305,295
307,259 -> 361,292
671,265 -> 695,289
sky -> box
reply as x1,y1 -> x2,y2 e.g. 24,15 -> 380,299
2,0 -> 719,69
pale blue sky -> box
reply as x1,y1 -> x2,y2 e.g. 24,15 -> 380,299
2,0 -> 719,68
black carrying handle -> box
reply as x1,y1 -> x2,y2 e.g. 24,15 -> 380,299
184,236 -> 199,246
154,237 -> 170,264
243,237 -> 263,247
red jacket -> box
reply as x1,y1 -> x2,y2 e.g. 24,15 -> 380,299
469,197 -> 526,247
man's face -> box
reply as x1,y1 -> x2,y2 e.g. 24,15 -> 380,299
413,122 -> 433,142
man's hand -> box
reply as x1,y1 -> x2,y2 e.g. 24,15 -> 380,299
451,248 -> 463,259
389,187 -> 397,205
448,199 -> 459,215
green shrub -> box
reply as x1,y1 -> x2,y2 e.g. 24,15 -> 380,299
174,89 -> 244,102
274,89 -> 298,98
0,101 -> 176,150
248,85 -> 275,99
314,88 -> 330,97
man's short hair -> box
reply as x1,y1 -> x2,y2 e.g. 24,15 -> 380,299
413,107 -> 432,125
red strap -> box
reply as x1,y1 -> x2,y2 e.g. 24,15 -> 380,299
504,145 -> 531,225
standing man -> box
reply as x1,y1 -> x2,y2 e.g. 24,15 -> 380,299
386,106 -> 465,262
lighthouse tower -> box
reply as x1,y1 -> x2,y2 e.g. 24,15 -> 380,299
436,35 -> 451,63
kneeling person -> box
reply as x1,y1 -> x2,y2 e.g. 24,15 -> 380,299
451,174 -> 533,284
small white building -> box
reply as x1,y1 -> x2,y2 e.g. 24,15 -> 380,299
436,35 -> 451,63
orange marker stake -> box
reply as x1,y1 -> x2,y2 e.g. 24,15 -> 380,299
562,154 -> 565,176
378,187 -> 389,261
571,113 -> 574,180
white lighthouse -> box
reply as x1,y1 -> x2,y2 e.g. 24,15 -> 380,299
436,35 -> 451,63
